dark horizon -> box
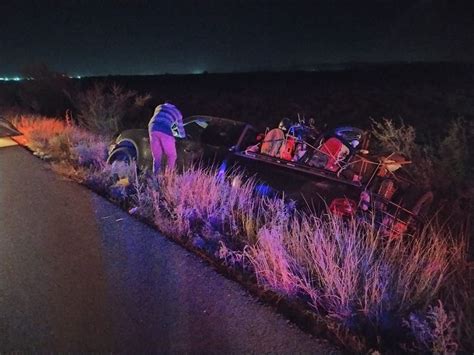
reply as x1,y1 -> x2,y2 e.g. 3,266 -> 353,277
3,60 -> 474,82
1,0 -> 473,77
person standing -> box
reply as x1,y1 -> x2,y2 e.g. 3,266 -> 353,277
148,102 -> 185,174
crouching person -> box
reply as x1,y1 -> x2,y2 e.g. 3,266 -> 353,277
148,102 -> 185,175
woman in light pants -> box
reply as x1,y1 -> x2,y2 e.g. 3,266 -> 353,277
148,103 -> 185,174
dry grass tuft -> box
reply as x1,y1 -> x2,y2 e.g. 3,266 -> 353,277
14,115 -> 108,166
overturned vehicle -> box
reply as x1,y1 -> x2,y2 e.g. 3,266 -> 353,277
107,116 -> 433,237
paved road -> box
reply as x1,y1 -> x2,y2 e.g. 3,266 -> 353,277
0,145 -> 336,353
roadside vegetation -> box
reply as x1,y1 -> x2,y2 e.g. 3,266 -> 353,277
11,113 -> 473,353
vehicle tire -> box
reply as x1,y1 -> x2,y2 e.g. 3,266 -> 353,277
107,146 -> 137,165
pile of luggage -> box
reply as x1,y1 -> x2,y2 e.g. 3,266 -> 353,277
250,117 -> 364,175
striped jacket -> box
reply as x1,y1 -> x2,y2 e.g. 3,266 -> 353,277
148,103 -> 185,138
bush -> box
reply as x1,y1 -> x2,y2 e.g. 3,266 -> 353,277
436,119 -> 473,189
13,115 -> 108,166
371,118 -> 435,189
68,128 -> 108,168
13,115 -> 70,157
405,300 -> 459,353
371,118 -> 474,226
73,82 -> 150,136
147,166 -> 263,245
371,118 -> 417,157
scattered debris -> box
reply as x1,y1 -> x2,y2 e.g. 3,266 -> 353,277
115,177 -> 130,187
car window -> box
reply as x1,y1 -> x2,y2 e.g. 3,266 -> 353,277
184,121 -> 206,140
238,126 -> 259,150
201,122 -> 244,147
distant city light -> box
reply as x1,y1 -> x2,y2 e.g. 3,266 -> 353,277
0,77 -> 22,81
191,69 -> 207,75
0,75 -> 84,81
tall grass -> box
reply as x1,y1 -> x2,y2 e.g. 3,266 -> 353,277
276,214 -> 467,349
139,166 -> 471,352
15,115 -> 473,353
147,166 -> 265,247
14,115 -> 107,167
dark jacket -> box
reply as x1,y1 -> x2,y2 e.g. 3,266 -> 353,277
148,103 -> 185,138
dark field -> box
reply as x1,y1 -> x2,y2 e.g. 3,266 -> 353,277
1,62 -> 474,138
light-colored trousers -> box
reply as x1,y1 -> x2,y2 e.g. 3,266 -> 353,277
149,131 -> 177,174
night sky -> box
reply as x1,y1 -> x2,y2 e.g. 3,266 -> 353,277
1,0 -> 473,76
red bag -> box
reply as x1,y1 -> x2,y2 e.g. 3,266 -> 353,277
279,136 -> 296,160
320,137 -> 348,172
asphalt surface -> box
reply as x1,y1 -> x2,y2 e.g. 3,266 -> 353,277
0,145 -> 336,353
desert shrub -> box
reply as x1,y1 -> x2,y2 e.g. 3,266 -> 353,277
241,208 -> 470,351
49,161 -> 89,182
84,161 -> 137,201
129,174 -> 157,220
14,115 -> 70,157
431,119 -> 474,228
437,119 -> 470,185
246,224 -> 301,296
371,118 -> 435,189
14,115 -> 108,167
67,128 -> 108,168
148,166 -> 263,246
73,82 -> 150,135
371,118 -> 417,157
372,118 -> 474,227
435,119 -> 474,197
405,300 -> 458,353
